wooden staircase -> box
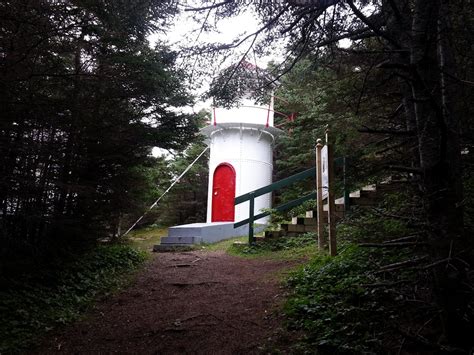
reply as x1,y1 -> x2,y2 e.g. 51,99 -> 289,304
233,162 -> 412,244
264,182 -> 394,239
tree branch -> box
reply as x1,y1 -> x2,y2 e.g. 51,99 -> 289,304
358,127 -> 416,136
377,256 -> 429,273
346,0 -> 401,49
184,1 -> 232,12
359,242 -> 427,248
387,0 -> 403,22
387,165 -> 422,174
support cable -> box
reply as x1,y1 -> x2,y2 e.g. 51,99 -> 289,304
121,146 -> 210,237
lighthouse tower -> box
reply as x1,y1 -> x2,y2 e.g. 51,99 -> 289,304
154,63 -> 284,249
201,97 -> 282,225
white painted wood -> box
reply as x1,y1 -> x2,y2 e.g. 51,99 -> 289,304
321,145 -> 329,199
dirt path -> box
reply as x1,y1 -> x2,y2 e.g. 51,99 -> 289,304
39,250 -> 300,354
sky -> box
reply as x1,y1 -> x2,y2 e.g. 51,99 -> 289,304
148,4 -> 351,157
149,5 -> 276,158
148,5 -> 280,106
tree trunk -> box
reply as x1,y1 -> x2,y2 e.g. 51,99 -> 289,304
411,0 -> 471,347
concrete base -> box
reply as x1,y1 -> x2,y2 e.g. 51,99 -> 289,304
154,222 -> 265,249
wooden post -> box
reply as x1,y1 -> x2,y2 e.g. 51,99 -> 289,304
248,193 -> 255,244
327,139 -> 337,256
343,156 -> 350,213
315,139 -> 325,250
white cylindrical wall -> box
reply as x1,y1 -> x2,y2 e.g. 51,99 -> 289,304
206,127 -> 274,224
213,98 -> 274,127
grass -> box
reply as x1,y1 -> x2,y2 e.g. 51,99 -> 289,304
200,235 -> 248,252
126,225 -> 168,252
0,244 -> 146,353
126,223 -> 320,261
228,233 -> 319,260
197,232 -> 319,260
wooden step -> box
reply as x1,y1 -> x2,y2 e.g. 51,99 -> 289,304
360,189 -> 377,199
282,223 -> 317,233
265,230 -> 284,239
301,214 -> 330,223
350,196 -> 377,206
306,209 -> 343,218
292,217 -> 318,225
301,217 -> 317,225
323,203 -> 345,212
303,225 -> 317,233
376,182 -> 409,193
285,224 -> 306,233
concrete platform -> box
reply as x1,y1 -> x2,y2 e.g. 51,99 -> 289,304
153,222 -> 265,251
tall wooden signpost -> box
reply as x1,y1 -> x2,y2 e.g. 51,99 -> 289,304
316,139 -> 325,250
315,131 -> 337,256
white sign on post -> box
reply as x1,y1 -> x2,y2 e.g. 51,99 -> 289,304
321,145 -> 329,199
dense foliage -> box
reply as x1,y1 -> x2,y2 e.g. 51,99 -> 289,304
0,1 -> 197,259
285,245 -> 411,353
0,244 -> 146,352
283,192 -> 474,353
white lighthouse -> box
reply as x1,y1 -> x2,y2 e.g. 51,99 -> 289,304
201,96 -> 282,225
155,63 -> 283,249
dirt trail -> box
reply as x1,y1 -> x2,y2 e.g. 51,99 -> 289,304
39,250 -> 300,354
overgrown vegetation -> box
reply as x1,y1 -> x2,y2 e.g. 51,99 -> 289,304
280,191 -> 474,353
0,245 -> 146,353
284,244 -> 414,354
229,232 -> 317,260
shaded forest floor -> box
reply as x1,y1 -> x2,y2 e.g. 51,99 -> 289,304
37,249 -> 301,354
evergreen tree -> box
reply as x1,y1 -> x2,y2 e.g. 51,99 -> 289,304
0,1 -> 197,257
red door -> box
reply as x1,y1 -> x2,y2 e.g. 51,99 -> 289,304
211,163 -> 236,222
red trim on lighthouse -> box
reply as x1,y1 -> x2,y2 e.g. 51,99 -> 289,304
265,102 -> 271,128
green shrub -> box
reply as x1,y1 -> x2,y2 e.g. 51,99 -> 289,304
284,245 -> 412,353
0,244 -> 146,352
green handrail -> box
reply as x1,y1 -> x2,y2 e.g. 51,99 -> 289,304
234,167 -> 316,244
234,192 -> 317,228
235,167 -> 315,204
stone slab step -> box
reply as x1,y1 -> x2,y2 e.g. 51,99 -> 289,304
154,222 -> 266,250
160,236 -> 203,245
167,222 -> 252,242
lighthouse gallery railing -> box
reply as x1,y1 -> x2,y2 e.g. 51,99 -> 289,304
234,167 -> 316,244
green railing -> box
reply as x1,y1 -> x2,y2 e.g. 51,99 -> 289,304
233,157 -> 350,244
234,167 -> 316,244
